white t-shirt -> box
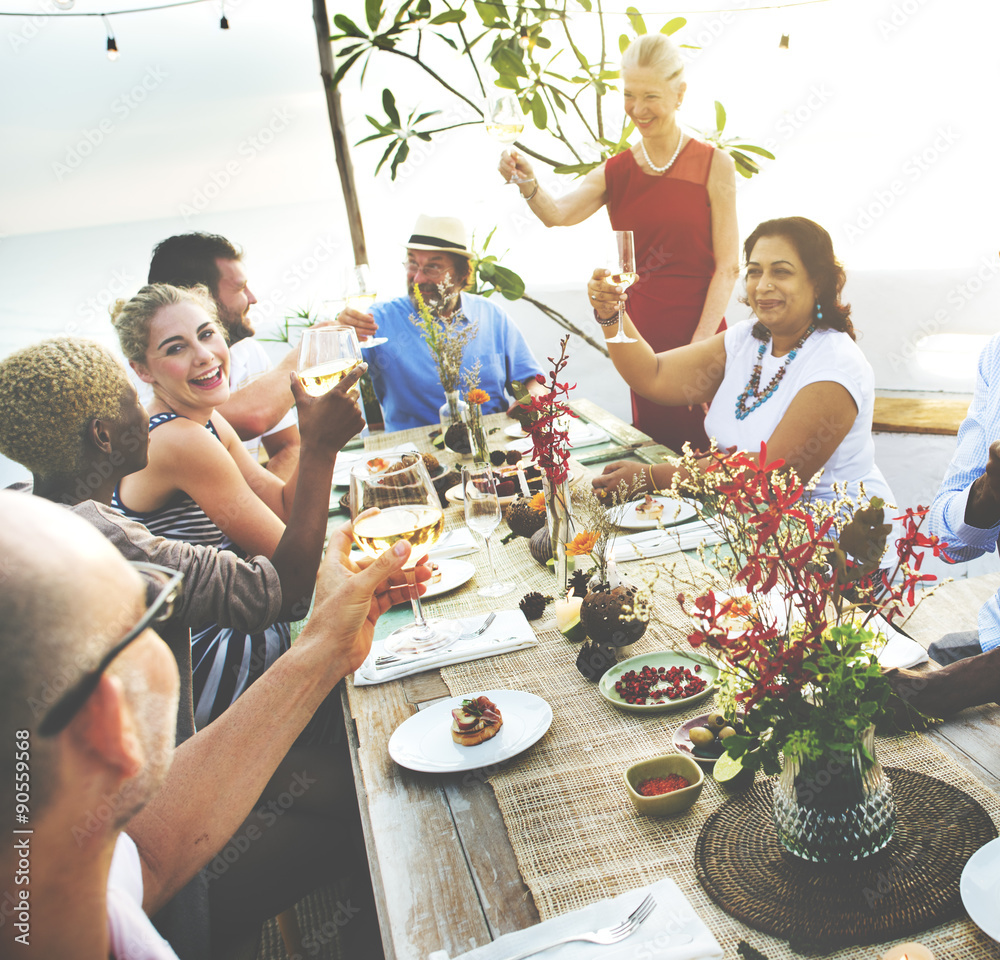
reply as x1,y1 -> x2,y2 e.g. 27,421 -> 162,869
134,338 -> 297,460
703,320 -> 894,505
107,833 -> 180,959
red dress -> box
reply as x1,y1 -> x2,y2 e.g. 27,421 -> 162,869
604,138 -> 724,452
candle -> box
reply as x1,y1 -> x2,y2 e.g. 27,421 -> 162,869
554,590 -> 583,631
516,467 -> 530,498
881,944 -> 934,960
607,552 -> 621,590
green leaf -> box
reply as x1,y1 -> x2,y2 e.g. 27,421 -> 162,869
374,140 -> 397,175
474,0 -> 498,25
730,143 -> 776,160
389,141 -> 410,180
333,14 -> 366,38
494,75 -> 522,91
661,17 -> 686,35
553,161 -> 603,176
332,50 -> 365,87
488,264 -> 525,299
577,0 -> 591,10
493,46 -> 528,77
429,9 -> 466,23
433,31 -> 458,49
550,88 -> 566,112
626,7 -> 647,35
365,0 -> 383,31
619,33 -> 630,54
382,88 -> 400,126
714,101 -> 726,133
530,92 -> 548,129
730,149 -> 760,174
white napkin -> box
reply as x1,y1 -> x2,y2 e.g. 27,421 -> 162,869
348,527 -> 480,564
353,609 -> 538,686
872,614 -> 929,669
432,878 -> 723,960
613,520 -> 725,561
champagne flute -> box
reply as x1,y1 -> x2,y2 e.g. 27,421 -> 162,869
297,326 -> 364,398
486,94 -> 533,186
346,263 -> 387,347
350,457 -> 460,653
462,463 -> 515,597
606,230 -> 638,344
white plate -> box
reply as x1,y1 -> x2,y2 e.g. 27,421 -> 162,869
331,452 -> 365,488
421,559 -> 475,599
961,837 -> 1000,941
388,689 -> 552,773
607,496 -> 698,530
505,422 -> 610,453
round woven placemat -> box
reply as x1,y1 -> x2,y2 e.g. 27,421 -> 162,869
695,767 -> 997,949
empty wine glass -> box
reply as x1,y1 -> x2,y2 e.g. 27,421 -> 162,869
462,463 -> 515,597
345,263 -> 387,348
350,457 -> 460,653
297,326 -> 364,398
606,230 -> 638,344
486,94 -> 533,186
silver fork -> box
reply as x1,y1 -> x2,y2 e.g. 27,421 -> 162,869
498,893 -> 656,960
374,611 -> 498,667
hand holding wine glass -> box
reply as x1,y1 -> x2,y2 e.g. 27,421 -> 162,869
462,464 -> 515,597
297,326 -> 364,399
487,95 -> 533,187
345,263 -> 387,347
350,457 -> 460,653
606,230 -> 638,344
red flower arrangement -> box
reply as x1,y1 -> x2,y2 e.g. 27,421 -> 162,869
521,335 -> 576,484
674,442 -> 948,775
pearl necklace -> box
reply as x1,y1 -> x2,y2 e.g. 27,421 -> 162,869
639,131 -> 684,174
734,324 -> 816,421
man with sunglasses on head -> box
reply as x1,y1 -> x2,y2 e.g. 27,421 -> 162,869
336,214 -> 546,432
0,492 -> 417,959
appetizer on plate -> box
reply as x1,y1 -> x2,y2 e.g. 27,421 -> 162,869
451,695 -> 503,746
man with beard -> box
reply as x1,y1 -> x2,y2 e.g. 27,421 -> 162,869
147,233 -> 305,476
0,492 -> 414,959
336,215 -> 545,432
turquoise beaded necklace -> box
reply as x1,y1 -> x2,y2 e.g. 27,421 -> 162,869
734,324 -> 816,421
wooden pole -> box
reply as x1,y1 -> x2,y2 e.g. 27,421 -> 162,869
312,0 -> 368,267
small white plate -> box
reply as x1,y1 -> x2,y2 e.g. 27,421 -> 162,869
607,497 -> 698,530
421,559 -> 475,599
505,422 -> 610,453
388,689 -> 553,773
961,837 -> 1000,941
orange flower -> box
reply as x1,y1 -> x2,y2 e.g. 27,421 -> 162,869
466,388 -> 490,405
566,530 -> 599,556
529,492 -> 546,512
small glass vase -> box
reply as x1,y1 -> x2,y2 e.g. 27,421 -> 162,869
469,407 -> 490,463
439,389 -> 469,434
772,724 -> 895,863
543,475 -> 575,595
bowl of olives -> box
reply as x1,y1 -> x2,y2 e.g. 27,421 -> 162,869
673,710 -> 738,766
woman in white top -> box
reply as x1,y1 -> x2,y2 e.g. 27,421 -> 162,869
590,216 -> 892,506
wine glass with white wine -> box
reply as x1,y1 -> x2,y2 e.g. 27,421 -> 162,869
606,230 -> 638,344
350,457 -> 461,654
462,463 -> 515,597
297,326 -> 364,398
486,94 -> 533,186
345,263 -> 387,347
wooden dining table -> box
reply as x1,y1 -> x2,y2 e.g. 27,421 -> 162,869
333,401 -> 1000,960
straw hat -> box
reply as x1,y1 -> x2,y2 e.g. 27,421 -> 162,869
405,215 -> 473,259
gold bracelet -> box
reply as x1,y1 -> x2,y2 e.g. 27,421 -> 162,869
646,464 -> 659,494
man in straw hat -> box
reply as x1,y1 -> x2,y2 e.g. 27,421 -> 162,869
337,214 -> 545,432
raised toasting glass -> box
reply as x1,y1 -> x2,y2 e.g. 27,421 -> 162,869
606,230 -> 638,344
487,94 -> 533,186
345,263 -> 387,347
350,457 -> 460,653
462,463 -> 515,597
297,325 -> 363,398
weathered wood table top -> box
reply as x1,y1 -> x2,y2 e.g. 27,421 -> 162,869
337,405 -> 1000,960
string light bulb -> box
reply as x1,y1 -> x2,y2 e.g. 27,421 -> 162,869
102,15 -> 119,60
220,2 -> 229,28
518,25 -> 530,49
53,0 -> 75,9
778,33 -> 790,49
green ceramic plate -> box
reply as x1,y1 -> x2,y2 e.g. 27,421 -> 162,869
599,650 -> 719,714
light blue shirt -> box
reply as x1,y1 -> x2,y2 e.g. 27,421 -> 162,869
362,292 -> 542,433
929,332 -> 1000,651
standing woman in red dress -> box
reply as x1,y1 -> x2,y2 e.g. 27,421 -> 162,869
499,33 -> 739,453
